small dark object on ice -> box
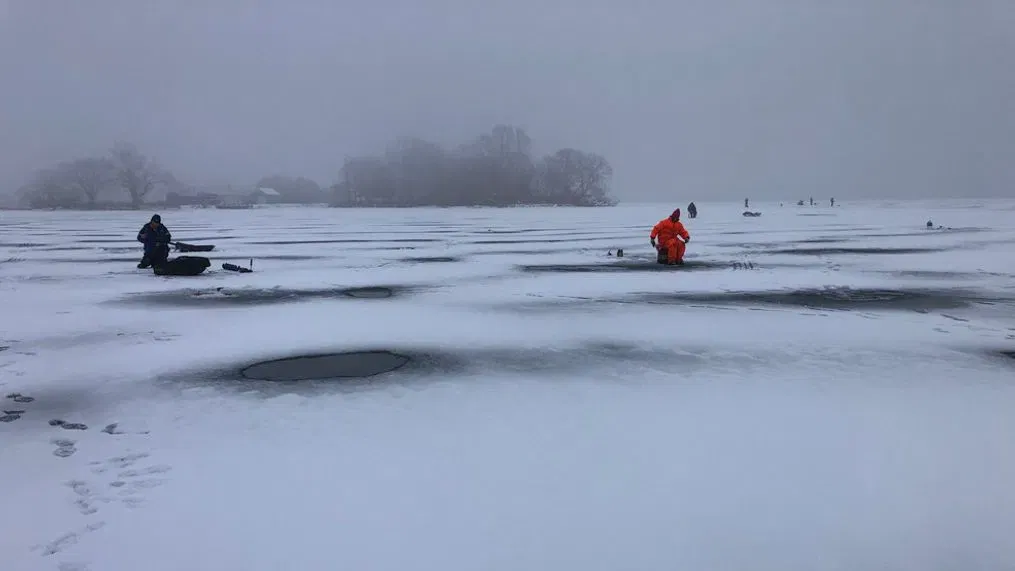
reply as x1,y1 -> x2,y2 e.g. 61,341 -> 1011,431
0,413 -> 21,422
153,256 -> 211,276
927,220 -> 933,228
11,395 -> 33,403
173,241 -> 215,252
616,248 -> 624,258
102,422 -> 150,435
743,211 -> 762,217
223,262 -> 252,273
49,419 -> 65,426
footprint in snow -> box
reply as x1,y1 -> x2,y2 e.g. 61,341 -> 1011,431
53,438 -> 77,458
36,522 -> 106,556
50,419 -> 89,430
5,392 -> 35,403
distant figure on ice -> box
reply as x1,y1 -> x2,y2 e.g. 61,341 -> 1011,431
809,197 -> 814,206
926,220 -> 934,228
744,198 -> 749,208
687,202 -> 697,219
137,214 -> 171,269
830,197 -> 835,207
650,208 -> 690,265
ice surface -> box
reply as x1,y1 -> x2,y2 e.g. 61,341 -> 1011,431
2,200 -> 1015,571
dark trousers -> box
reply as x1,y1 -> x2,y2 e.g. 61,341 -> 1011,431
139,244 -> 170,268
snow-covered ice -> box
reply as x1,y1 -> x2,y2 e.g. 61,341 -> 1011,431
2,199 -> 1014,571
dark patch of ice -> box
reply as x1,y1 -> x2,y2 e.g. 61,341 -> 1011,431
516,259 -> 730,273
114,284 -> 410,307
342,287 -> 394,299
764,246 -> 949,256
241,351 -> 412,381
627,287 -> 990,311
248,238 -> 440,245
400,256 -> 460,263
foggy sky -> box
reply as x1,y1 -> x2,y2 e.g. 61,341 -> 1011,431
1,0 -> 1012,200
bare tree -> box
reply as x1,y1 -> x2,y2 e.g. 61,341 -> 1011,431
536,149 -> 615,206
61,157 -> 115,205
19,168 -> 84,209
110,142 -> 164,208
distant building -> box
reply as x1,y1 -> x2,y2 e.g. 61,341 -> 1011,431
249,187 -> 282,205
165,191 -> 221,207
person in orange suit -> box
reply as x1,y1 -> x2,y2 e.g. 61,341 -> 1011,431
650,208 -> 691,265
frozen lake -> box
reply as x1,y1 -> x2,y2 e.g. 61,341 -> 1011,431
2,199 -> 1015,571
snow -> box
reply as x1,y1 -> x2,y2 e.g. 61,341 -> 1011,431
2,200 -> 1015,571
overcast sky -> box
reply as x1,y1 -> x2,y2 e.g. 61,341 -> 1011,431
1,0 -> 1012,200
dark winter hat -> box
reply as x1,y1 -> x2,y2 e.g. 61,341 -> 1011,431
151,214 -> 161,223
670,208 -> 681,221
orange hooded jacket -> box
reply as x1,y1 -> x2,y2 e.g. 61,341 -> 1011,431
650,209 -> 690,244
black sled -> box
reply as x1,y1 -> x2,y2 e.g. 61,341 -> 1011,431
172,241 -> 215,253
153,256 -> 211,276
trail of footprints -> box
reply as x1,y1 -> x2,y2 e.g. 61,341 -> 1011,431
35,450 -> 173,559
2,389 -> 174,560
68,452 -> 173,515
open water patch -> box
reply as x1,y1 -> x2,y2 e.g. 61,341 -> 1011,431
113,284 -> 411,307
627,286 -> 991,312
76,238 -> 133,244
856,227 -> 990,238
763,246 -> 949,256
239,254 -> 331,261
241,351 -> 412,381
516,259 -> 737,274
883,269 -> 987,280
399,256 -> 461,263
44,245 -> 101,252
45,256 -> 141,264
716,237 -> 848,249
507,286 -> 1004,314
0,242 -> 49,248
162,343 -> 729,394
248,238 -> 441,245
469,235 -> 629,245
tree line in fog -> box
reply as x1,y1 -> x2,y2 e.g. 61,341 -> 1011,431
332,125 -> 614,207
9,126 -> 614,209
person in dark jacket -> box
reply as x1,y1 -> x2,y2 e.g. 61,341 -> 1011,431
137,214 -> 172,269
687,202 -> 697,219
